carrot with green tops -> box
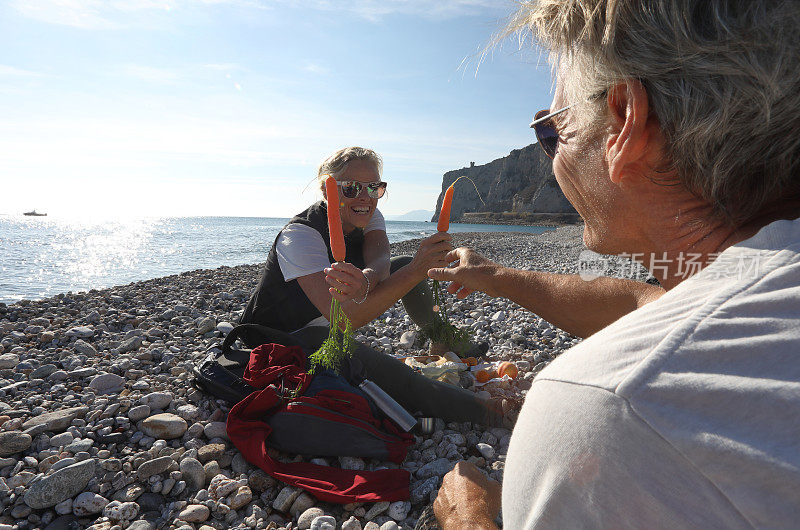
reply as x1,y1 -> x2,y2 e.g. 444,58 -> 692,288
437,184 -> 455,232
431,181 -> 455,350
425,176 -> 484,357
325,175 -> 346,262
309,175 -> 355,374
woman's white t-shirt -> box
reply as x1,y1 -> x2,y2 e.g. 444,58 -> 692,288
274,209 -> 385,330
275,208 -> 385,282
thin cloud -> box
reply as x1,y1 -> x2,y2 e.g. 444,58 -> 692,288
11,0 -> 121,29
0,65 -> 46,78
285,0 -> 505,21
302,63 -> 329,75
9,0 -> 264,29
119,64 -> 182,84
11,0 -> 505,29
202,63 -> 243,72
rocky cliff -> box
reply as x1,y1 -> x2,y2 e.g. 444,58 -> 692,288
432,143 -> 578,224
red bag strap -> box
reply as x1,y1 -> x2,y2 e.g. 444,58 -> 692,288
242,343 -> 312,391
227,386 -> 410,503
226,343 -> 412,503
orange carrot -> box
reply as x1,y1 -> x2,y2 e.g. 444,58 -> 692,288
325,176 -> 346,262
437,184 -> 454,232
436,176 -> 484,232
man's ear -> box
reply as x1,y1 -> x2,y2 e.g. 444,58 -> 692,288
605,80 -> 650,185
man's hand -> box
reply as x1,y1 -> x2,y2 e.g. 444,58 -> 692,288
434,461 -> 501,530
427,247 -> 503,299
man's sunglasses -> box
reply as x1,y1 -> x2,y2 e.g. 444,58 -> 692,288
530,104 -> 574,159
531,91 -> 608,158
338,180 -> 387,199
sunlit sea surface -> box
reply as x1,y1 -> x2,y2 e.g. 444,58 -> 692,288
0,215 -> 553,304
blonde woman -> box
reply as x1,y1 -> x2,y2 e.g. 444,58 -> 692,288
240,146 -> 502,426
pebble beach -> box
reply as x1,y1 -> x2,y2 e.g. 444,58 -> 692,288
0,225 -> 640,530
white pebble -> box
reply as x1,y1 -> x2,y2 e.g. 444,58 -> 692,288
298,507 -> 325,530
476,443 -> 495,459
178,504 -> 210,523
310,515 -> 337,530
341,516 -> 363,530
72,492 -> 109,516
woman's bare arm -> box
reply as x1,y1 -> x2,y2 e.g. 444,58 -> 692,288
361,229 -> 391,287
297,232 -> 452,329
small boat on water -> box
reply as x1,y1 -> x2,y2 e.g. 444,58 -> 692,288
23,210 -> 47,217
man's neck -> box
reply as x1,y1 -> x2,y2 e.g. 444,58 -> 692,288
630,204 -> 800,290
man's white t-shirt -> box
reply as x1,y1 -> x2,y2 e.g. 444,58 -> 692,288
503,217 -> 800,529
274,209 -> 385,329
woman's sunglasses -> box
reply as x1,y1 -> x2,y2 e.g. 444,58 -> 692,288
530,104 -> 574,159
338,180 -> 387,199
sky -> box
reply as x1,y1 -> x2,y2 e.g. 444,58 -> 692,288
0,0 -> 555,219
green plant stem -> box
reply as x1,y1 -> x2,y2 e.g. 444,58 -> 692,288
308,294 -> 354,374
432,279 -> 449,324
421,279 -> 473,357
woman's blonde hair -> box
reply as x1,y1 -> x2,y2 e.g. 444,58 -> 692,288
317,147 -> 383,197
503,0 -> 800,225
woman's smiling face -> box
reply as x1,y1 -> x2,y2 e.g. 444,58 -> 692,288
333,158 -> 381,233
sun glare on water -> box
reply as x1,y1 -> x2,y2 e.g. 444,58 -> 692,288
1,216 -> 162,303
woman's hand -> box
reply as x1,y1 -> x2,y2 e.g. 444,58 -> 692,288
324,262 -> 369,303
409,232 -> 454,278
434,461 -> 501,530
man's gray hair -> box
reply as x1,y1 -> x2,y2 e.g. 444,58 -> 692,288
505,0 -> 800,225
317,147 -> 383,195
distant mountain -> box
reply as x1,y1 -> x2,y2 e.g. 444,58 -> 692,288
385,209 -> 434,222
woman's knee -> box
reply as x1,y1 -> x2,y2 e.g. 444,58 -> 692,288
390,255 -> 413,273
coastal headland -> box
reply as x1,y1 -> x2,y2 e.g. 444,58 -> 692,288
432,143 -> 578,225
0,226 -> 645,529
459,212 -> 582,227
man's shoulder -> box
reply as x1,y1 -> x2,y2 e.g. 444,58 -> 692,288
506,379 -> 753,529
530,248 -> 800,528
535,281 -> 706,392
515,225 -> 800,529
539,234 -> 800,393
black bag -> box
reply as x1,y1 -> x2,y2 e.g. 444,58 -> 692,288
193,323 -> 366,404
193,323 -> 303,404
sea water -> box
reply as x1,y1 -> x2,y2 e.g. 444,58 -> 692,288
0,215 -> 552,304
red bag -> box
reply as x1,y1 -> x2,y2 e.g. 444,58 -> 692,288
226,342 -> 414,503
